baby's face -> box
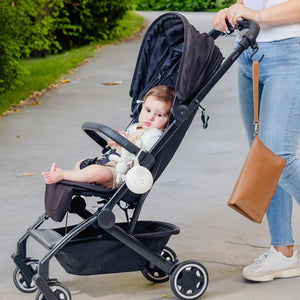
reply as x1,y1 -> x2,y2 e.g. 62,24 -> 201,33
138,96 -> 171,130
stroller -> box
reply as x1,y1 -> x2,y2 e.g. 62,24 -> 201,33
11,13 -> 259,300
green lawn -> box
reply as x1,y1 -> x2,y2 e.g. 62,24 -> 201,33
0,11 -> 144,116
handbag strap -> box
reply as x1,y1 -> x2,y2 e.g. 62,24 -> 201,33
252,61 -> 260,136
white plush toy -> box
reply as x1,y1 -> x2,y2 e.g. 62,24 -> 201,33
109,137 -> 143,185
109,137 -> 153,194
125,165 -> 153,194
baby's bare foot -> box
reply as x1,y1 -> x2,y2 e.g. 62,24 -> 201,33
50,162 -> 57,172
41,163 -> 63,184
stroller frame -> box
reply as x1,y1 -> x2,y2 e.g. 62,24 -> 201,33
11,13 -> 259,300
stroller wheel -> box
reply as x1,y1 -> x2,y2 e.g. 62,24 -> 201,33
142,246 -> 177,283
13,260 -> 38,293
35,281 -> 71,300
170,260 -> 208,300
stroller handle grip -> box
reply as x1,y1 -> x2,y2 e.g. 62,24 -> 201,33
237,19 -> 260,49
209,19 -> 259,49
82,121 -> 141,156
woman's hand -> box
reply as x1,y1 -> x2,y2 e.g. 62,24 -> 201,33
227,3 -> 257,27
211,3 -> 257,32
212,0 -> 300,33
211,7 -> 230,32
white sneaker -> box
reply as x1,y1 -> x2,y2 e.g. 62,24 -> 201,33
243,246 -> 300,282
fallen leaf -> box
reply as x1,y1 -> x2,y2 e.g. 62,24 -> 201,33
101,81 -> 122,85
60,79 -> 70,84
32,91 -> 42,97
28,99 -> 39,106
17,172 -> 36,177
7,108 -> 20,114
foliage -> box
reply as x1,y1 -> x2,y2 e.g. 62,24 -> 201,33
0,44 -> 97,115
0,11 -> 143,115
0,1 -> 28,92
15,0 -> 65,57
136,0 -> 235,11
13,0 -> 138,55
0,0 -> 137,93
55,0 -> 138,48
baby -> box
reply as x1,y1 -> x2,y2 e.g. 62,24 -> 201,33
42,85 -> 175,189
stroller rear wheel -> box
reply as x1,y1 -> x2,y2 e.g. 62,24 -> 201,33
35,281 -> 71,300
170,260 -> 208,300
141,246 -> 177,283
13,260 -> 38,293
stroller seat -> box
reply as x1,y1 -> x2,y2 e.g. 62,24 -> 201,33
44,180 -> 119,222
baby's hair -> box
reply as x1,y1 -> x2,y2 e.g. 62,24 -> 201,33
143,85 -> 175,106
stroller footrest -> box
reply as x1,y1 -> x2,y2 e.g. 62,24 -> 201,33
29,229 -> 62,250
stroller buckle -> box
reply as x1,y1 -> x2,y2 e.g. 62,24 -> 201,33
199,104 -> 210,129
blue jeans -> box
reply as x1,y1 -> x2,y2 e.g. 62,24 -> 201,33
237,37 -> 300,246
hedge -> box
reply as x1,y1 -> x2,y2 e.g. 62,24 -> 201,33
0,0 -> 137,93
136,0 -> 235,11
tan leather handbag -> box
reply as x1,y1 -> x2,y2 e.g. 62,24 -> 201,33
227,61 -> 286,223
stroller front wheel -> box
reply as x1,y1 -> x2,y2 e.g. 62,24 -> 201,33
170,260 -> 209,300
35,281 -> 71,300
142,246 -> 177,283
13,260 -> 39,293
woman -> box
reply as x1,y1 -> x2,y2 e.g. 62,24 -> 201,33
212,0 -> 300,282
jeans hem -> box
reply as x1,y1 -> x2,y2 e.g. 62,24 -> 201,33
271,241 -> 295,247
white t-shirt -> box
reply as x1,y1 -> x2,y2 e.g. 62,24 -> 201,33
126,124 -> 163,151
243,0 -> 300,42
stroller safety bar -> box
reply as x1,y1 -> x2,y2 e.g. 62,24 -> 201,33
82,121 -> 156,168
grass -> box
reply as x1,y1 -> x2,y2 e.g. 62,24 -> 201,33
0,11 -> 144,116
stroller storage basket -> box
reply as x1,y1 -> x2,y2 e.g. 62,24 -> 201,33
54,221 -> 179,275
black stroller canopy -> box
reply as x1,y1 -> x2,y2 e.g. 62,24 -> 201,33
130,13 -> 223,115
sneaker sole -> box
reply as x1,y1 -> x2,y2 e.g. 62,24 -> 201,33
244,268 -> 300,282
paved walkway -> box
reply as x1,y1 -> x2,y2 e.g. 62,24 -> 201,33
1,11 -> 300,300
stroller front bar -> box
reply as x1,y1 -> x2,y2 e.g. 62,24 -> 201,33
82,121 -> 156,169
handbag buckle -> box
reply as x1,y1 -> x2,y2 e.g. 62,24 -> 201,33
253,121 -> 260,136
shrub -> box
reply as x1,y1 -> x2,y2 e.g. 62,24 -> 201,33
0,1 -> 29,92
0,0 -> 137,93
11,0 -> 138,56
136,0 -> 235,11
136,0 -> 213,11
21,0 -> 66,56
54,0 -> 137,49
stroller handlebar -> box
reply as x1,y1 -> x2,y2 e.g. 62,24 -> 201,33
209,19 -> 260,49
82,121 -> 140,155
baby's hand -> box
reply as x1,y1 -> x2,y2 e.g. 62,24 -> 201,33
107,130 -> 129,147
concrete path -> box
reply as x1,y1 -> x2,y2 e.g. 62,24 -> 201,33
1,11 -> 300,300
